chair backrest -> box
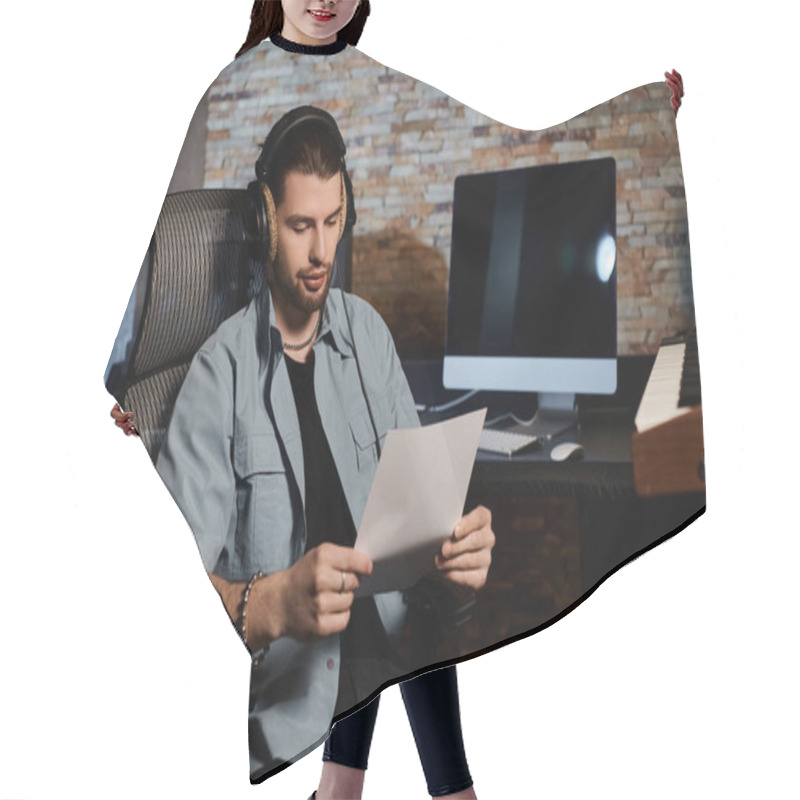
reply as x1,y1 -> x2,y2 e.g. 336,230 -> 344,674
122,189 -> 263,463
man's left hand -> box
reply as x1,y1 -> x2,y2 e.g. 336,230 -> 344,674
435,505 -> 495,590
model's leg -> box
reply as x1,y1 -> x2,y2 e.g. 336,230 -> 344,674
400,665 -> 476,799
315,696 -> 381,800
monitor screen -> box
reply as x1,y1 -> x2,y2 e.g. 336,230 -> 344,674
444,158 -> 617,394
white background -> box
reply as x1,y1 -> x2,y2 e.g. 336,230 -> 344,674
1,1 -> 797,798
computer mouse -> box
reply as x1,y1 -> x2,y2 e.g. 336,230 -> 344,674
550,442 -> 585,462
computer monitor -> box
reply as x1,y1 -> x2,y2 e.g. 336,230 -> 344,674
443,157 -> 617,438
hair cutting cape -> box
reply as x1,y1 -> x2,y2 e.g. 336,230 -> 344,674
105,35 -> 704,783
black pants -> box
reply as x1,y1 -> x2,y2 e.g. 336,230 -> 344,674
324,665 -> 473,797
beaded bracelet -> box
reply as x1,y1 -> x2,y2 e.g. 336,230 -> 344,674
240,570 -> 264,661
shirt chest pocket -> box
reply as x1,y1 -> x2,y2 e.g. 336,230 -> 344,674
348,400 -> 389,475
232,432 -> 295,574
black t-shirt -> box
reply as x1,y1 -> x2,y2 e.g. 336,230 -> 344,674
284,350 -> 398,712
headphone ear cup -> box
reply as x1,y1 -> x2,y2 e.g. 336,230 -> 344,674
263,184 -> 278,265
244,180 -> 278,264
244,180 -> 267,262
337,173 -> 347,244
342,168 -> 357,230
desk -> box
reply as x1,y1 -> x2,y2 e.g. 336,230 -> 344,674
400,358 -> 706,664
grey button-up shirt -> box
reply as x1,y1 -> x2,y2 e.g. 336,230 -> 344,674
156,285 -> 419,778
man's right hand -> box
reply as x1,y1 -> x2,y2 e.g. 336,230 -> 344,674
275,543 -> 373,642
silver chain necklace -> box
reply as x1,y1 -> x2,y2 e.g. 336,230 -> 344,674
282,311 -> 322,351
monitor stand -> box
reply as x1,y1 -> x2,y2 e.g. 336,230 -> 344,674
508,392 -> 578,440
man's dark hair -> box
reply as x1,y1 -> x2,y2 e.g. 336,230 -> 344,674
256,116 -> 344,208
236,1 -> 371,59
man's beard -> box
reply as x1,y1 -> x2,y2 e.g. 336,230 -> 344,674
269,256 -> 333,315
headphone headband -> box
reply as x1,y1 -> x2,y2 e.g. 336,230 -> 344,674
256,106 -> 347,185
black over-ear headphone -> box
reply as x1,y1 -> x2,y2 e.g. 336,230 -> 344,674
244,105 -> 358,264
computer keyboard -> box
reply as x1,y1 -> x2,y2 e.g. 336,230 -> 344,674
478,428 -> 541,457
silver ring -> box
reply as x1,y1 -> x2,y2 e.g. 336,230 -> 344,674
340,570 -> 346,594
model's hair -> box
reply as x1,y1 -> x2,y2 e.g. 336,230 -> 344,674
258,120 -> 343,207
236,1 -> 371,58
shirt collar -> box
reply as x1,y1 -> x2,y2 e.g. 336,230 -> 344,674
320,289 -> 354,357
257,285 -> 354,370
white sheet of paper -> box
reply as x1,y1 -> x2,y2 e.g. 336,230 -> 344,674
354,408 -> 486,596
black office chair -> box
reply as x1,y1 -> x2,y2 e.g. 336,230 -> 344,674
120,189 -> 263,463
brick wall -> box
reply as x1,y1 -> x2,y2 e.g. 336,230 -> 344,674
204,47 -> 694,358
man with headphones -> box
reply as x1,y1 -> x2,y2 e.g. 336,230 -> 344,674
156,106 -> 495,780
